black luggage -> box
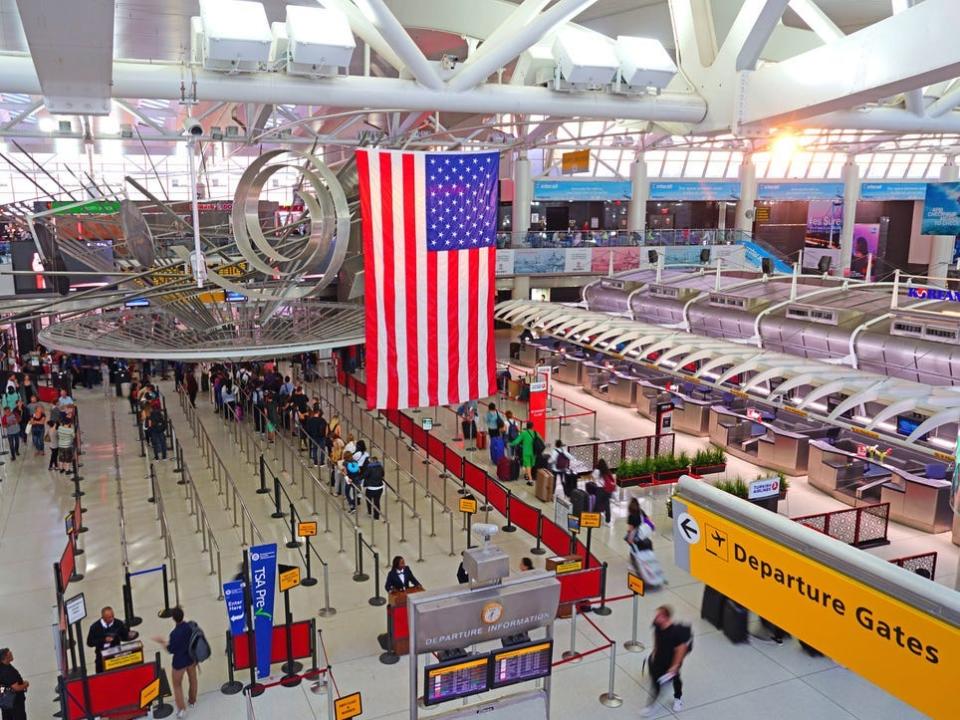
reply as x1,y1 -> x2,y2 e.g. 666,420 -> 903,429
722,600 -> 749,644
570,488 -> 589,517
511,457 -> 521,482
701,585 -> 727,629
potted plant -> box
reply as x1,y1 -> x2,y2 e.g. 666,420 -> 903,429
691,446 -> 726,476
777,472 -> 789,501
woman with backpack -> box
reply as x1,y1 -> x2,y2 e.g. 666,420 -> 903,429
152,608 -> 199,719
509,421 -> 544,486
592,459 -> 617,524
548,439 -> 575,497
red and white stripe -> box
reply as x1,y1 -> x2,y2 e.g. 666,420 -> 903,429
356,148 -> 496,410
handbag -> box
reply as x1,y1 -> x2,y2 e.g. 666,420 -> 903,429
0,687 -> 16,710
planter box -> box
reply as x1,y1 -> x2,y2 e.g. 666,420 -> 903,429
654,468 -> 686,483
692,462 -> 726,476
617,473 -> 655,488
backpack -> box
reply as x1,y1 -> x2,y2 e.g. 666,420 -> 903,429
507,421 -> 520,442
555,450 -> 570,471
532,432 -> 546,457
187,620 -> 211,663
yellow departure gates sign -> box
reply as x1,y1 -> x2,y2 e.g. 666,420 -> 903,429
673,497 -> 959,719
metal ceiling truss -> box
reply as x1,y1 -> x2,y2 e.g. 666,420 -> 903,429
495,300 -> 960,456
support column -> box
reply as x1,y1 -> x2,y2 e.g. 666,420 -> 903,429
928,158 -> 959,284
838,158 -> 861,275
627,153 -> 648,240
511,154 -> 532,246
735,155 -> 756,233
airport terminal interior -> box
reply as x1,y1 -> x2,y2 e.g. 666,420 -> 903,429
0,1 -> 959,719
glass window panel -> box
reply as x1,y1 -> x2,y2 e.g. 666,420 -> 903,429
886,162 -> 908,179
826,158 -> 844,177
662,159 -> 684,176
787,152 -> 811,178
867,155 -> 890,177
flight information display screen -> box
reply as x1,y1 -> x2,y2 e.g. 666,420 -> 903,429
489,641 -> 553,688
423,656 -> 489,706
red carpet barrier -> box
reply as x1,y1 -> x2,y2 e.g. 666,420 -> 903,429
58,537 -> 75,593
231,620 -> 313,670
343,375 -> 601,568
558,566 -> 603,604
64,661 -> 158,720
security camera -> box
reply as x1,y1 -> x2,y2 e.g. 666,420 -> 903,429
472,523 -> 500,545
184,117 -> 203,137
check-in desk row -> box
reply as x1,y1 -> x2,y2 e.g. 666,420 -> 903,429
708,406 -> 836,476
807,437 -> 953,533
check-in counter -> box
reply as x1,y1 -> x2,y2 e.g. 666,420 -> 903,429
709,406 -> 833,476
517,341 -> 546,367
554,354 -> 586,385
582,361 -> 610,398
636,377 -> 675,419
607,371 -> 639,407
669,385 -> 720,436
807,438 -> 953,533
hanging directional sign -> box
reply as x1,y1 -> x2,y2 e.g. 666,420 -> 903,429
676,512 -> 700,544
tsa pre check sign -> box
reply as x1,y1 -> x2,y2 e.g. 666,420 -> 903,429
674,499 -> 959,719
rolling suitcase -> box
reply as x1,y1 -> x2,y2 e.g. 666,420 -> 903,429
534,468 -> 554,502
630,547 -> 666,589
511,457 -> 521,482
497,456 -> 513,483
476,431 -> 487,450
722,600 -> 749,644
700,585 -> 726,629
570,488 -> 589,517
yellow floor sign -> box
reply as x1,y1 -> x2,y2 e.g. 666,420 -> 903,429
673,497 -> 959,719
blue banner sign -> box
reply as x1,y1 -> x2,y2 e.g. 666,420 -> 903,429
757,182 -> 844,201
860,182 -> 928,201
922,182 -> 960,235
907,287 -> 960,302
533,179 -> 631,201
649,181 -> 740,201
223,581 -> 246,637
249,543 -> 277,679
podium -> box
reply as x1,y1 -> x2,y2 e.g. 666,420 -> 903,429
386,588 -> 424,656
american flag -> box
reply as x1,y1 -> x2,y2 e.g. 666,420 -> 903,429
355,149 -> 499,410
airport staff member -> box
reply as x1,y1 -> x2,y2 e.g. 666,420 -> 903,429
0,647 -> 28,720
86,607 -> 131,673
385,556 -> 422,593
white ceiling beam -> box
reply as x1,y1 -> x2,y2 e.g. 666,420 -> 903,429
802,107 -> 960,132
787,0 -> 844,44
0,56 -> 707,124
0,98 -> 41,131
730,0 -> 791,71
667,0 -> 718,72
446,0 -> 598,92
353,0 -> 444,90
476,0 -> 551,54
14,0 -> 114,115
889,0 -> 923,116
317,0 -> 405,73
926,83 -> 960,119
736,0 -> 960,127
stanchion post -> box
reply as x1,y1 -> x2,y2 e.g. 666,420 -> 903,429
286,504 -> 301,549
530,511 -> 546,555
594,562 -> 612,616
502,491 -> 516,532
598,643 -> 623,707
302,537 -> 317,587
137,421 -> 146,458
369,551 -> 386,606
353,532 -> 369,582
561,604 -> 580,661
318,562 -> 336,617
624,592 -> 645,652
257,454 -> 270,494
271,477 -> 285,519
158,564 -> 173,618
123,570 -> 143,627
280,588 -> 302,684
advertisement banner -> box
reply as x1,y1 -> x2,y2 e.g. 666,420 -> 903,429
921,181 -> 960,235
649,181 -> 740,201
513,249 -> 566,274
758,182 -> 844,201
564,247 -> 593,273
496,249 -> 515,275
860,182 -> 927,201
529,381 -> 548,439
223,581 -> 246,637
249,543 -> 277,679
851,223 -> 880,280
591,246 -> 640,273
533,179 -> 631,202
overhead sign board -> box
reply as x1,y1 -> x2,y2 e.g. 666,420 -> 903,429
533,179 -> 631,202
672,495 -> 959,719
649,181 -> 740,201
860,182 -> 927,201
922,182 -> 960,235
409,573 -> 560,653
561,149 -> 590,175
757,182 -> 844,201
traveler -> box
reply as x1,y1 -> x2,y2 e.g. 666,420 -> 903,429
26,405 -> 46,455
385,556 -> 422,593
519,557 -> 534,571
151,608 -> 198,719
640,605 -> 692,716
86,607 -> 131,673
484,403 -> 501,437
509,421 -> 543,486
185,372 -> 198,409
0,647 -> 27,720
46,421 -> 59,470
548,439 -> 574,497
56,388 -> 74,407
489,419 -> 507,465
592,459 -> 617,524
148,407 -> 168,461
503,411 -> 520,457
56,420 -> 76,474
329,433 -> 346,494
362,455 -> 385,520
303,409 -> 327,466
457,400 -> 477,443
1,408 -> 19,461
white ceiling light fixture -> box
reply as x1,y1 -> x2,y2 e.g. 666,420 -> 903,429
614,36 -> 677,92
282,5 -> 355,77
38,116 -> 56,132
551,26 -> 619,89
193,0 -> 272,73
100,114 -> 120,134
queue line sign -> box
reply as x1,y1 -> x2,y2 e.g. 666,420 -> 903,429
672,494 -> 959,719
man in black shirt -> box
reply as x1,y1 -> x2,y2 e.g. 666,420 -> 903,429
0,647 -> 28,720
302,409 -> 327,466
641,605 -> 691,716
86,607 -> 131,673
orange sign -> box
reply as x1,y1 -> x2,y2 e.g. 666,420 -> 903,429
298,521 -> 318,537
628,572 -> 645,596
335,692 -> 363,720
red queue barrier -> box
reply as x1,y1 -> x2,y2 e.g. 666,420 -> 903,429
485,480 -> 509,517
427,434 -> 445,464
58,537 -> 75,593
443,445 -> 463,477
64,660 -> 158,720
231,620 -> 313,670
558,566 -> 604,604
510,501 -> 540,538
540,519 -> 572,556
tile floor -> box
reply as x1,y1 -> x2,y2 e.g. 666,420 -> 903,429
0,347 -> 950,720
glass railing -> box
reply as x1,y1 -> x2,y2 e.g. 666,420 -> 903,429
495,228 -> 754,249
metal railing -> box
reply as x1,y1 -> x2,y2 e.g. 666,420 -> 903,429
495,228 -> 754,248
889,551 -> 938,580
793,503 -> 890,549
149,463 -> 181,610
178,391 -> 265,547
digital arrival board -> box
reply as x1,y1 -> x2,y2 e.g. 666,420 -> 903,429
423,641 -> 554,707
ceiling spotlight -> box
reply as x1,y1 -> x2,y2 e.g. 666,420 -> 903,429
38,117 -> 56,132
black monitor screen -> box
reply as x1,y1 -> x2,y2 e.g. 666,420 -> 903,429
423,655 -> 489,707
896,415 -> 925,439
489,641 -> 553,689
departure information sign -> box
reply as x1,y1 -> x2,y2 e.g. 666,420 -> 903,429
490,641 -> 553,688
423,657 -> 489,706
